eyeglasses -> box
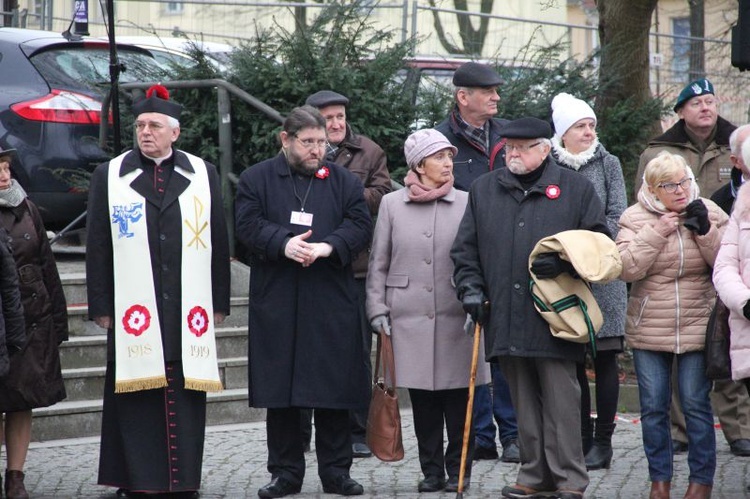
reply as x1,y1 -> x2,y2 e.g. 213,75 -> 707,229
657,177 -> 692,194
503,141 -> 542,154
293,135 -> 327,150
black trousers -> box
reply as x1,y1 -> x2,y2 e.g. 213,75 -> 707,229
267,407 -> 353,486
409,387 -> 474,480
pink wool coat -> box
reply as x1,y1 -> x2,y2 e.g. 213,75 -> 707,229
714,184 -> 750,381
617,191 -> 727,353
366,187 -> 490,391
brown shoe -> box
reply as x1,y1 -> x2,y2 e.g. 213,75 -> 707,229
5,470 -> 29,499
683,482 -> 712,499
649,481 -> 671,499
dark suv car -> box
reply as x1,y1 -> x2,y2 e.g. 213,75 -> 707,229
0,28 -> 168,228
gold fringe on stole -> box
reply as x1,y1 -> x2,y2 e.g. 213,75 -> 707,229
114,376 -> 168,393
185,378 -> 224,393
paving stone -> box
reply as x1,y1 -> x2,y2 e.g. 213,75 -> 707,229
18,411 -> 749,498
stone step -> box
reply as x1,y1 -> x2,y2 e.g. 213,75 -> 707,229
60,326 -> 249,369
62,356 -> 249,401
59,259 -> 251,308
30,388 -> 263,442
60,272 -> 86,306
66,296 -> 250,336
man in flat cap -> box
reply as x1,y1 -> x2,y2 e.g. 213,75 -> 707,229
451,117 -> 609,499
86,85 -> 231,498
304,90 -> 391,459
437,61 -> 519,465
436,61 -> 509,191
635,79 -> 750,459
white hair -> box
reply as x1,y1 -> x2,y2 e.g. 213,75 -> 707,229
730,124 -> 750,154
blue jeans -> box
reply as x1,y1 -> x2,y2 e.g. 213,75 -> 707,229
473,362 -> 518,448
633,349 -> 716,485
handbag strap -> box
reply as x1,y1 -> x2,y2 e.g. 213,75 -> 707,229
373,329 -> 397,388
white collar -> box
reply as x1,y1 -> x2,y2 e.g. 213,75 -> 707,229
551,136 -> 599,171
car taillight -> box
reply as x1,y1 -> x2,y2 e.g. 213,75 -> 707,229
10,89 -> 112,124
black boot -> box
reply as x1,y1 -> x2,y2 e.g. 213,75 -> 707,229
581,414 -> 593,456
585,422 -> 615,470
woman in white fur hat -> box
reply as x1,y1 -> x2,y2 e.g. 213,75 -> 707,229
549,92 -> 628,471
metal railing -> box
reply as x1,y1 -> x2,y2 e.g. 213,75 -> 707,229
89,79 -> 284,255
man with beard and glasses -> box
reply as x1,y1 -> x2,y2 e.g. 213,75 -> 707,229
235,105 -> 372,498
451,117 -> 610,499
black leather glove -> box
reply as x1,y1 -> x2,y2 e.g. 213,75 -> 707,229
743,301 -> 750,321
460,286 -> 490,325
683,199 -> 710,236
531,253 -> 578,279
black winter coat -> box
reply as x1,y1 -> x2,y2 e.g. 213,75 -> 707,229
435,110 -> 508,191
235,154 -> 372,409
86,150 -> 231,362
0,200 -> 66,409
451,158 -> 609,362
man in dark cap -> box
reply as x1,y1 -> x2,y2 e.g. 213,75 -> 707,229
635,79 -> 750,459
451,117 -> 609,499
435,61 -> 509,191
304,89 -> 391,459
437,61 -> 519,465
86,85 -> 231,498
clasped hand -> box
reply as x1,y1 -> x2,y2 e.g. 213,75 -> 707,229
285,229 -> 333,267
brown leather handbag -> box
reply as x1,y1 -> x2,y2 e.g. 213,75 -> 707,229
705,295 -> 732,380
366,329 -> 404,462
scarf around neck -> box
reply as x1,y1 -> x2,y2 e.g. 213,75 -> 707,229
551,136 -> 600,171
405,170 -> 454,202
0,180 -> 27,208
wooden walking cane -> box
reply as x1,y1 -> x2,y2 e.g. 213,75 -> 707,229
456,321 -> 483,498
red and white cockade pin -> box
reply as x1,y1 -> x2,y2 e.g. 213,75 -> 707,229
187,306 -> 210,337
122,304 -> 151,336
315,166 -> 330,179
545,185 -> 561,199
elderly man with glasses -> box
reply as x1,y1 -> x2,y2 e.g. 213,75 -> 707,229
451,117 -> 610,499
634,78 -> 750,460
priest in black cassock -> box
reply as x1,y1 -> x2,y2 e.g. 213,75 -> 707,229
86,85 -> 230,498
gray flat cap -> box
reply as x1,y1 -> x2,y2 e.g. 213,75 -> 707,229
305,90 -> 350,108
452,62 -> 503,87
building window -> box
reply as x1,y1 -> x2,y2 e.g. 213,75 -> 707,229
672,17 -> 690,83
165,2 -> 184,14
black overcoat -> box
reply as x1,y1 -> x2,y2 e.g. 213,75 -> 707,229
86,149 -> 231,361
0,199 -> 67,410
451,158 -> 610,362
235,154 -> 372,409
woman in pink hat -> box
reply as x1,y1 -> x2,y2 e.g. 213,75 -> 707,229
366,129 -> 490,494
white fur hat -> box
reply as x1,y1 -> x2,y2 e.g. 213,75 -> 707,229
551,93 -> 596,139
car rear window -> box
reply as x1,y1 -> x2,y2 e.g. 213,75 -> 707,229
28,46 -> 168,93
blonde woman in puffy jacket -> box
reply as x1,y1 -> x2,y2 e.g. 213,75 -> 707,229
616,151 -> 727,499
